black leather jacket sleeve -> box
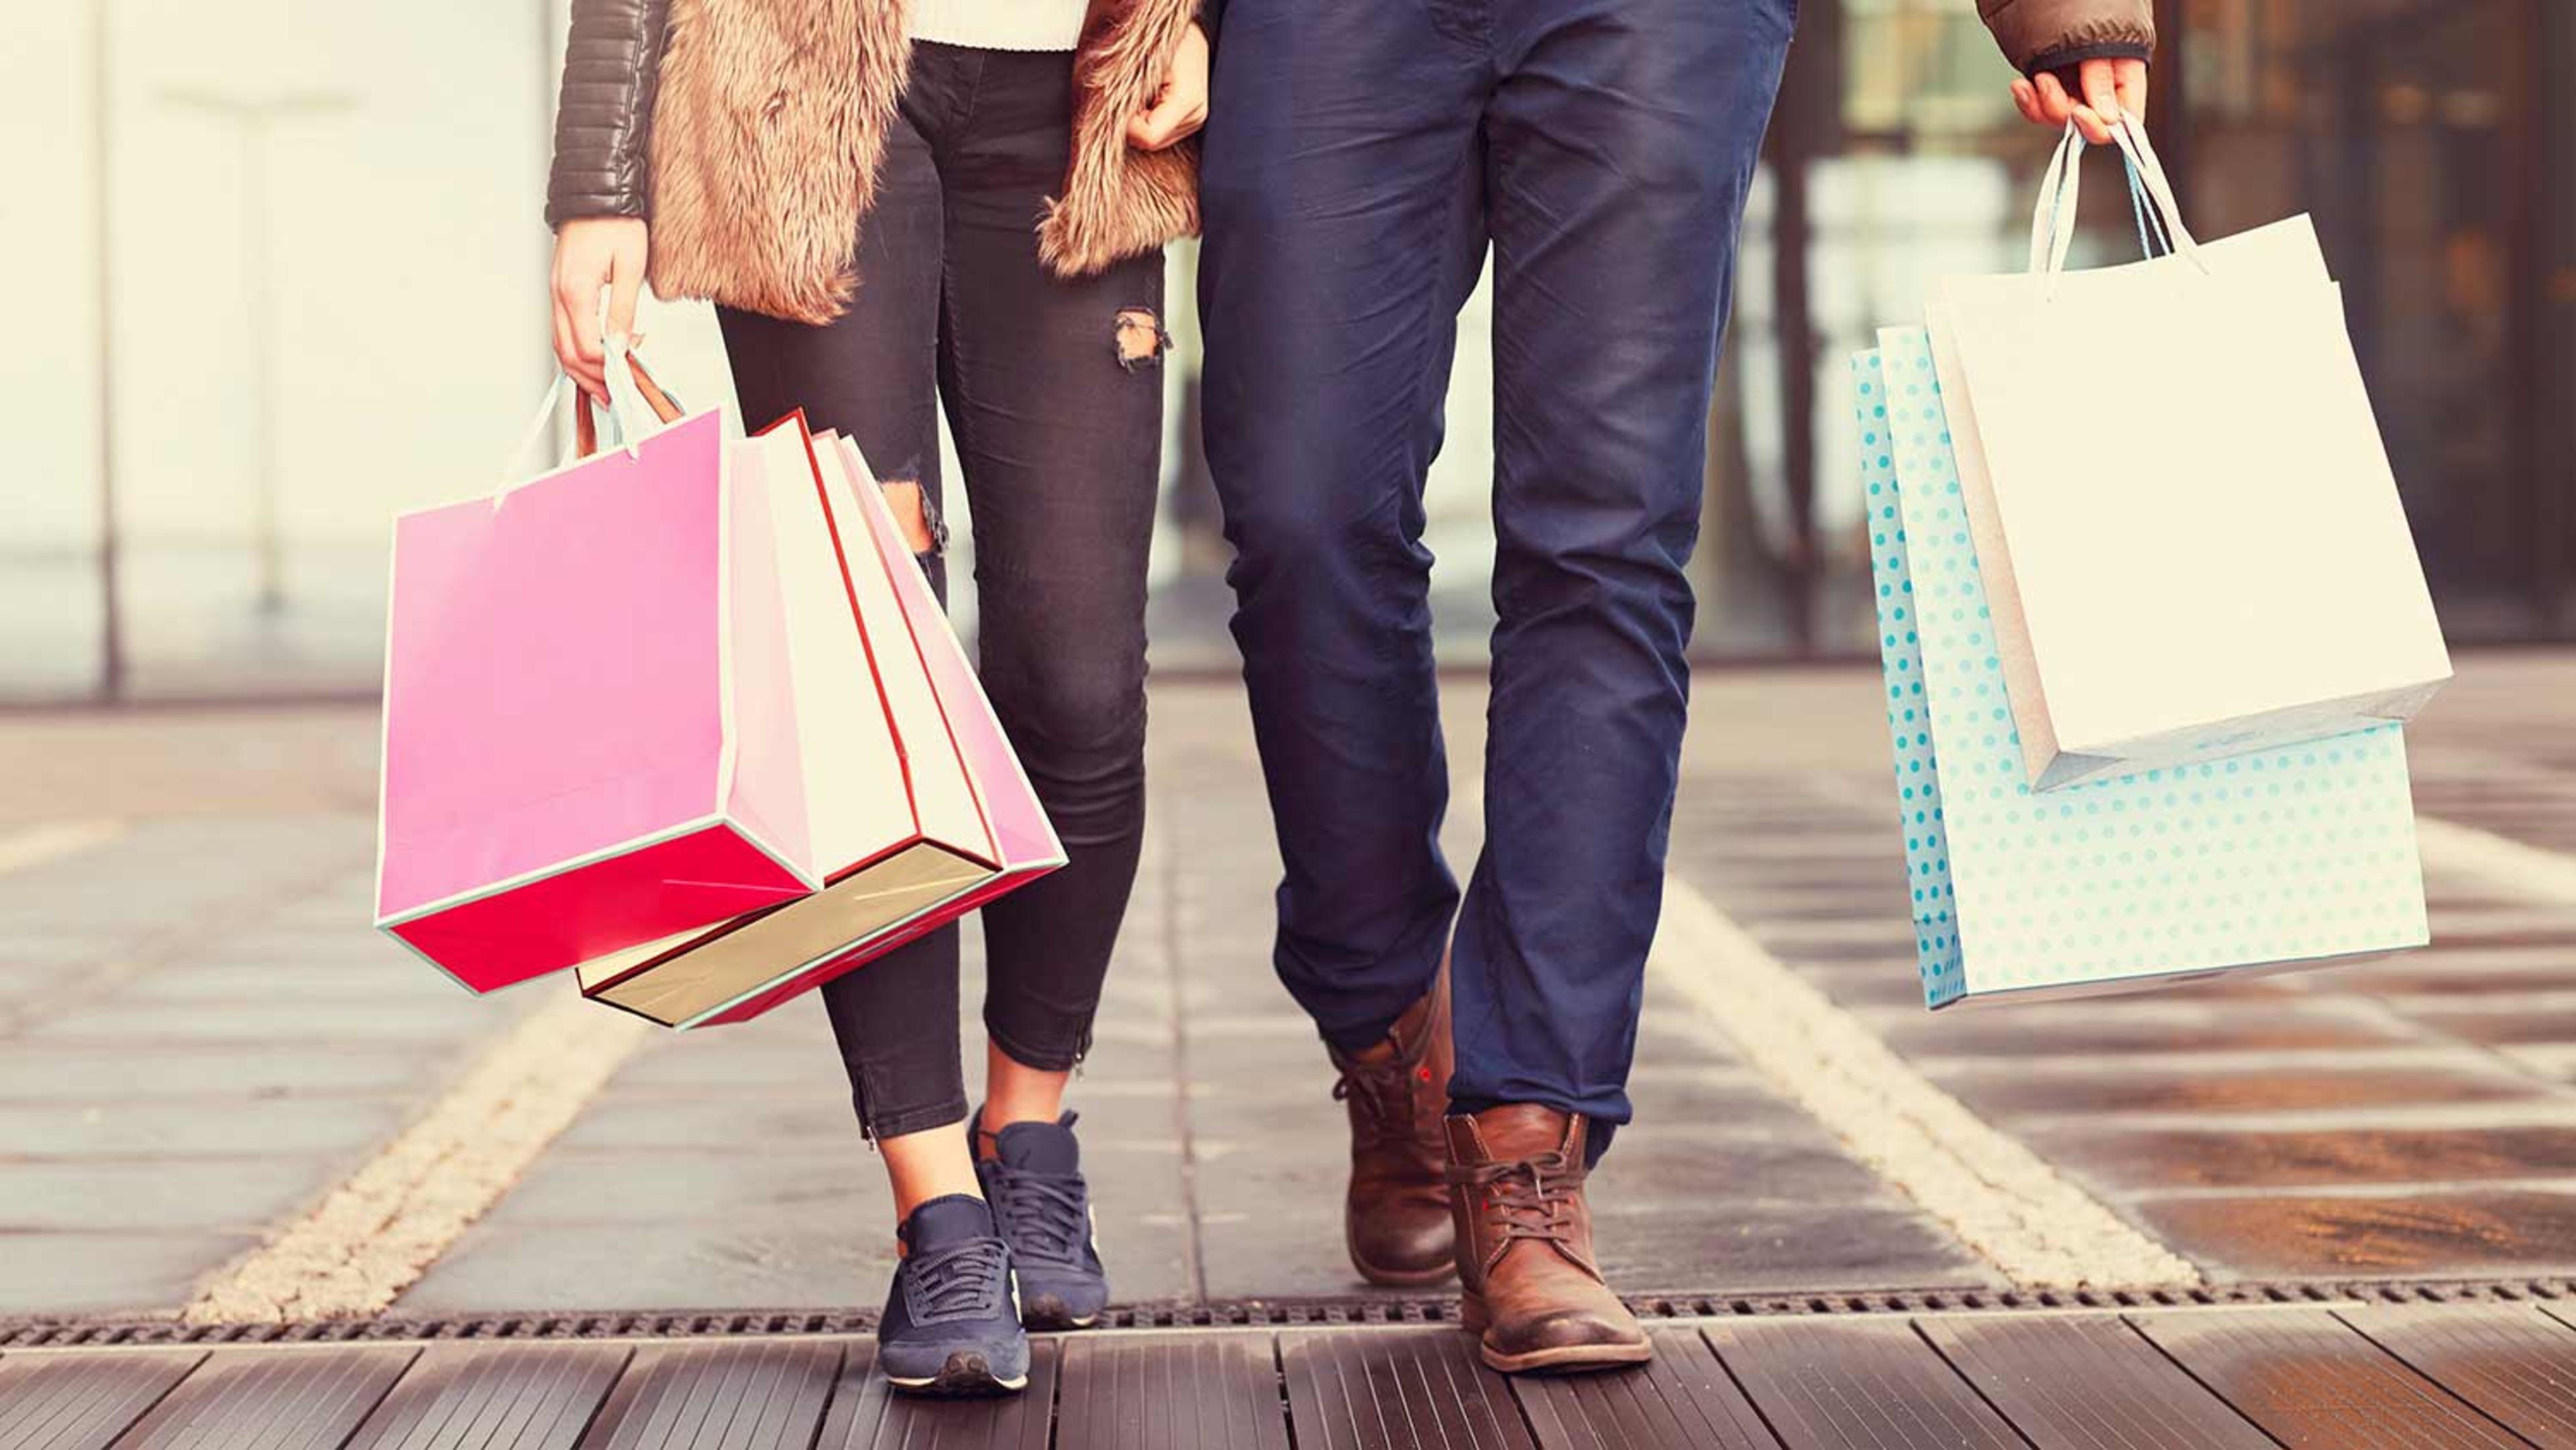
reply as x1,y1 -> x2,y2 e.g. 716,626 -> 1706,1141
545,0 -> 671,228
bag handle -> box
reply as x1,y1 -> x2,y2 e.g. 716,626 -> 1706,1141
574,342 -> 686,457
2026,113 -> 2206,282
494,341 -> 687,499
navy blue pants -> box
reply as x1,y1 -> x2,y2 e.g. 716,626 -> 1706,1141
1198,0 -> 1792,1142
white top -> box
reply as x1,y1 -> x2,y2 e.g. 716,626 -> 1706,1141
912,0 -> 1089,51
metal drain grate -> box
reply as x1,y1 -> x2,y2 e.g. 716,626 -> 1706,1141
6,1277 -> 2569,1349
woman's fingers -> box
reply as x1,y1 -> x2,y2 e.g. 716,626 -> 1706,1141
548,218 -> 647,404
550,286 -> 606,403
605,262 -> 643,360
550,293 -> 575,378
1126,104 -> 1171,149
1128,21 -> 1209,150
1127,94 -> 1206,150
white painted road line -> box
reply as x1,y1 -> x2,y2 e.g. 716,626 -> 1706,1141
0,819 -> 127,878
185,989 -> 655,1323
1648,874 -> 2204,1290
2416,815 -> 2576,907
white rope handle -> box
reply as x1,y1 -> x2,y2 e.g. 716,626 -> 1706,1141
492,335 -> 659,502
2027,122 -> 2086,276
2026,113 -> 2208,287
497,371 -> 574,487
600,332 -> 659,454
2107,112 -> 2204,268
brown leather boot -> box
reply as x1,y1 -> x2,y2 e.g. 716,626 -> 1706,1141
1327,965 -> 1456,1286
1445,1104 -> 1651,1374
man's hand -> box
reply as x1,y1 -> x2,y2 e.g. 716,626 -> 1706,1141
1128,21 -> 1210,151
2010,57 -> 2148,145
551,217 -> 649,405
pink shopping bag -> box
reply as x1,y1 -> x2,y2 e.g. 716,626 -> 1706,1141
572,424 -> 1069,1029
375,354 -> 818,992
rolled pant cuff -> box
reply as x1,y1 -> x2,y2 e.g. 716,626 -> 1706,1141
984,1014 -> 1087,1075
1287,942 -> 1448,1060
857,1094 -> 971,1144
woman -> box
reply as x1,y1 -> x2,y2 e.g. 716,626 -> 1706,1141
545,0 -> 1208,1396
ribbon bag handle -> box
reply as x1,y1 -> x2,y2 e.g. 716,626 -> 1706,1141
574,340 -> 686,458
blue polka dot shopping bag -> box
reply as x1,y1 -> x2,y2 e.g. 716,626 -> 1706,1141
1923,119 -> 2450,794
1855,329 -> 2430,1008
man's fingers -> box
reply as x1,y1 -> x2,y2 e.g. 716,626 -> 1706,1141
2034,71 -> 2074,123
2116,58 -> 2150,124
2081,58 -> 2123,124
2009,78 -> 2045,127
2008,57 -> 2149,140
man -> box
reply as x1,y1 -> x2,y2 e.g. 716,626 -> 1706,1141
1195,0 -> 2152,1373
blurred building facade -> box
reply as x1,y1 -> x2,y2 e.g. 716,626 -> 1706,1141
8,0 -> 2571,701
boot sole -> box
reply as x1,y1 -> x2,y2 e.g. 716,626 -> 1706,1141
1478,1339 -> 1655,1375
1459,1292 -> 1652,1374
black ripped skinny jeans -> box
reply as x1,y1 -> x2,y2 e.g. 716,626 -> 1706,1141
718,42 -> 1161,1141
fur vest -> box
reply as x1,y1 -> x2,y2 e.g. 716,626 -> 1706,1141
644,0 -> 1199,323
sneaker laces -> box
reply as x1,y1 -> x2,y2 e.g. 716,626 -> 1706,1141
904,1236 -> 1012,1324
985,1164 -> 1090,1267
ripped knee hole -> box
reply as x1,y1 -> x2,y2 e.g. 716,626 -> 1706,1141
878,478 -> 945,557
1114,308 -> 1170,371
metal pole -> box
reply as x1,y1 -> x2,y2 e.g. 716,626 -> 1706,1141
93,0 -> 124,702
156,89 -> 353,629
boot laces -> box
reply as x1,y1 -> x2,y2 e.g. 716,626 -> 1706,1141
1454,1150 -> 1581,1249
1332,1055 -> 1430,1151
904,1237 -> 1011,1324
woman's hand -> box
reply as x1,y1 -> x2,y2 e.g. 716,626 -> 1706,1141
1127,21 -> 1210,151
2010,57 -> 2148,145
551,216 -> 649,405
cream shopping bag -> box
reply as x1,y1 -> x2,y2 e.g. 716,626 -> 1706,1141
1926,119 -> 2450,793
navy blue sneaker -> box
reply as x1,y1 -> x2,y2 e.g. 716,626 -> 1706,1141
974,1109 -> 1110,1330
877,1194 -> 1030,1395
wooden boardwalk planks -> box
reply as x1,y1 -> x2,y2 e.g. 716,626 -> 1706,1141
0,1349 -> 203,1450
2132,1307 -> 2531,1450
9,1305 -> 2576,1449
1919,1312 -> 2274,1449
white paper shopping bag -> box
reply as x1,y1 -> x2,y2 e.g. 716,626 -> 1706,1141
1927,119 -> 2450,792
